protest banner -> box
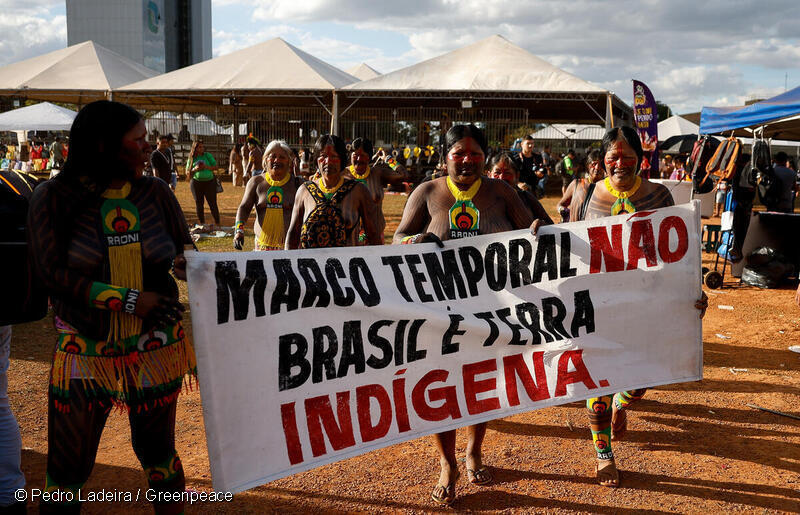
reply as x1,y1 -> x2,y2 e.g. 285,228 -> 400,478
185,202 -> 702,494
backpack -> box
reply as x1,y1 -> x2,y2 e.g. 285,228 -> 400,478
0,171 -> 47,325
688,136 -> 715,194
750,139 -> 783,209
705,137 -> 741,181
300,180 -> 359,248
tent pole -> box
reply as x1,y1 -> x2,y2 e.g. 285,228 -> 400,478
233,102 -> 239,145
330,92 -> 339,135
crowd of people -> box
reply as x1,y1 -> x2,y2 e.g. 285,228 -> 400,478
0,137 -> 69,177
27,96 -> 800,511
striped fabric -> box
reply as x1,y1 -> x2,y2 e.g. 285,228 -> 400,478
28,176 -> 193,341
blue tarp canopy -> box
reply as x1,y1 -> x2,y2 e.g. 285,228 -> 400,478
700,86 -> 800,139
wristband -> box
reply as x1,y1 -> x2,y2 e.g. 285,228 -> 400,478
234,220 -> 245,234
401,234 -> 421,244
123,288 -> 140,314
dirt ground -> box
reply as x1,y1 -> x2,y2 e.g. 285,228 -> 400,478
8,179 -> 800,513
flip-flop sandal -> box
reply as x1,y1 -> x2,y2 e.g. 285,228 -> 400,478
596,461 -> 620,488
431,472 -> 459,505
467,467 -> 493,486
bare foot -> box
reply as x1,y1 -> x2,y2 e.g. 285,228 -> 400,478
596,458 -> 620,487
611,404 -> 627,441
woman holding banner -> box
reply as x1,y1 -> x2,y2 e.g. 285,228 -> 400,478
540,126 -> 708,487
285,134 -> 381,248
394,124 -> 549,505
28,101 -> 196,514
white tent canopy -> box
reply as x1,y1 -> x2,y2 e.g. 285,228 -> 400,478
344,35 -> 607,93
0,102 -> 76,131
346,63 -> 381,81
0,41 -> 157,102
658,115 -> 700,140
145,111 -> 181,136
145,111 -> 247,138
532,124 -> 606,141
119,38 -> 359,92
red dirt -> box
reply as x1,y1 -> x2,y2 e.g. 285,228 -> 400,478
8,183 -> 800,513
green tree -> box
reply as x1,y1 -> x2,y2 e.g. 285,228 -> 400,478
656,101 -> 671,121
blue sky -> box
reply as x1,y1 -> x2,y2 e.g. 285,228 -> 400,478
3,0 -> 799,115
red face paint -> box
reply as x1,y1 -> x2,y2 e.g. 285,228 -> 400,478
490,164 -> 516,185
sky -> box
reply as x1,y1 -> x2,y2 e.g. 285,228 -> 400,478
2,0 -> 799,115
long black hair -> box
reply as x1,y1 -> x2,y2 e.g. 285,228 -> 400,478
602,126 -> 643,174
59,100 -> 143,194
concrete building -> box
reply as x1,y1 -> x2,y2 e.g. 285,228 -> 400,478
66,0 -> 211,73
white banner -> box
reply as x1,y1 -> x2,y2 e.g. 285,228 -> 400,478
186,202 -> 703,494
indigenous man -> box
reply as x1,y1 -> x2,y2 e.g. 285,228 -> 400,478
234,140 -> 304,251
344,137 -> 407,243
286,134 -> 380,249
394,124 -> 545,505
245,135 -> 263,179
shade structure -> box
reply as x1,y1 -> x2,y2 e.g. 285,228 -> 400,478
340,35 -> 630,125
659,135 -> 720,155
346,63 -> 381,81
700,85 -> 800,139
145,111 -> 181,135
658,115 -> 701,140
117,37 -> 359,108
0,102 -> 76,131
531,124 -> 606,141
0,41 -> 157,104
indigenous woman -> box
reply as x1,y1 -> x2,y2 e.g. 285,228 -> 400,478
28,101 -> 195,514
394,125 -> 544,505
556,149 -> 606,222
185,140 -> 220,227
556,126 -> 708,487
487,151 -> 553,224
285,134 -> 380,249
233,140 -> 304,251
344,137 -> 407,243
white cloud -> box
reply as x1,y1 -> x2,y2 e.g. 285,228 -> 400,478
0,13 -> 66,66
221,0 -> 800,113
2,0 -> 798,115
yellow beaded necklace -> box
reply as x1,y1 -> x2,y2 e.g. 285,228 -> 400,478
604,176 -> 641,199
348,164 -> 370,181
446,176 -> 481,201
605,176 -> 642,215
317,176 -> 344,196
264,171 -> 290,187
